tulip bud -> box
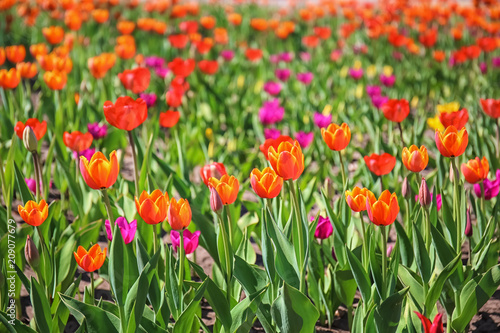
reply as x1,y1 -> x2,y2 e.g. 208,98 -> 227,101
23,126 -> 38,153
25,235 -> 40,268
402,177 -> 410,199
331,247 -> 337,262
449,164 -> 455,183
209,186 -> 223,213
323,178 -> 335,200
387,244 -> 394,257
419,178 -> 431,207
465,207 -> 473,238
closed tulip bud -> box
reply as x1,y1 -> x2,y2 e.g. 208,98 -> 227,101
465,208 -> 472,238
449,163 -> 455,183
387,244 -> 394,257
419,178 -> 432,207
331,247 -> 337,262
402,177 -> 410,199
323,178 -> 335,200
23,126 -> 38,152
25,235 -> 40,268
209,186 -> 223,213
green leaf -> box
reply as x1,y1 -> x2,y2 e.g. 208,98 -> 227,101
0,311 -> 37,333
125,263 -> 153,333
425,254 -> 460,311
321,190 -> 347,266
271,282 -> 319,333
172,279 -> 208,333
374,286 -> 409,333
30,277 -> 52,333
412,225 -> 432,284
394,221 -> 413,267
14,163 -> 33,203
230,288 -> 266,333
59,293 -> 121,332
397,265 -> 424,311
346,247 -> 371,304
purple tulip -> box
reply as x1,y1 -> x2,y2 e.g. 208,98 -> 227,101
220,50 -> 234,61
264,128 -> 281,139
474,170 -> 500,200
144,56 -> 165,69
297,72 -> 314,85
263,81 -> 282,96
311,216 -> 333,239
380,74 -> 396,87
348,68 -> 364,80
492,57 -> 500,68
74,147 -> 95,160
259,99 -> 284,125
371,95 -> 389,109
366,85 -> 382,97
480,62 -> 487,74
87,122 -> 108,140
139,92 -> 157,108
313,112 -> 332,128
279,52 -> 294,63
155,67 -> 169,78
105,217 -> 137,244
295,131 -> 314,148
275,68 -> 291,82
25,178 -> 38,194
171,229 -> 201,254
299,52 -> 311,62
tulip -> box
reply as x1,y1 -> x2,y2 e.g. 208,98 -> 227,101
310,216 -> 332,239
264,128 -> 281,140
16,62 -> 37,79
5,45 -> 26,63
480,98 -> 500,118
208,175 -> 239,205
250,167 -> 283,199
73,244 -> 107,273
461,157 -> 489,184
263,81 -> 281,95
159,110 -> 181,128
402,145 -> 428,173
381,99 -> 410,123
210,186 -> 224,213
275,68 -> 291,82
25,235 -> 40,268
220,50 -> 234,61
118,67 -> 151,94
23,127 -> 38,153
295,131 -> 314,148
435,126 -> 468,158
42,26 -> 64,44
87,123 -> 108,139
364,153 -> 396,176
105,217 -> 137,244
167,198 -> 192,230
296,72 -> 313,85
437,102 -> 469,129
345,187 -> 373,212
323,178 -> 335,200
313,112 -> 332,128
103,96 -> 148,131
402,177 -> 410,199
0,68 -> 21,89
171,229 -> 200,254
414,312 -> 444,333
200,162 -> 227,186
321,123 -> 351,151
198,60 -> 218,75
473,170 -> 500,200
260,135 -> 294,159
80,151 -> 119,190
259,99 -> 284,125
135,190 -> 169,225
465,208 -> 472,238
63,131 -> 93,153
18,200 -> 49,227
167,58 -> 195,77
366,190 -> 400,226
380,74 -> 396,87
43,70 -> 67,90
268,140 -> 304,181
419,178 -> 432,207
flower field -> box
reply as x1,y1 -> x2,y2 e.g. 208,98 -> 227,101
2,0 -> 500,332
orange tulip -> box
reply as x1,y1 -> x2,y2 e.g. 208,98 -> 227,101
366,190 -> 400,226
0,68 -> 21,89
435,126 -> 468,158
321,123 -> 351,151
30,44 -> 48,58
250,167 -> 283,199
228,13 -> 242,26
135,190 -> 169,225
250,18 -> 268,31
80,151 -> 119,190
92,9 -> 109,23
42,26 -> 65,44
402,145 -> 429,173
14,118 -> 47,140
43,70 -> 67,90
0,47 -> 5,66
65,10 -> 82,31
345,187 -> 373,212
16,62 -> 37,79
364,153 -> 396,176
167,198 -> 192,230
461,157 -> 489,184
63,131 -> 93,152
200,16 -> 215,29
74,244 -> 107,272
480,98 -> 500,119
117,20 -> 135,35
18,200 -> 49,226
208,175 -> 239,205
268,140 -> 305,180
260,135 -> 294,159
88,53 -> 116,79
5,45 -> 26,63
200,162 -> 227,186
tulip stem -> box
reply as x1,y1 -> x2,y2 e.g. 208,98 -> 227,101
178,230 -> 185,312
217,213 -> 233,307
397,122 -> 405,147
102,190 -> 115,235
451,158 -> 462,254
360,212 -> 369,271
32,152 -> 41,202
90,271 -> 95,305
288,180 -> 306,293
152,225 -> 157,254
128,130 -> 140,197
423,208 -> 431,252
480,182 -> 486,225
338,151 -> 346,190
381,226 -> 387,300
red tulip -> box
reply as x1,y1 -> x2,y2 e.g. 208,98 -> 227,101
118,67 -> 151,94
364,153 -> 396,176
103,96 -> 147,131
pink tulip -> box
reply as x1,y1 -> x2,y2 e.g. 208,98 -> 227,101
171,229 -> 201,254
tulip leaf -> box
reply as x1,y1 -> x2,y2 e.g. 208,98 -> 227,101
125,263 -> 153,333
14,162 -> 33,204
260,208 -> 276,280
394,221 -> 413,267
412,225 -> 432,284
0,311 -> 37,333
373,286 -> 409,333
321,190 -> 347,267
397,265 -> 424,312
230,287 -> 266,333
333,268 -> 357,308
233,255 -> 269,296
425,253 -> 460,311
172,279 -> 207,333
346,247 -> 371,304
30,277 -> 52,333
271,282 -> 319,333
59,293 -> 121,332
